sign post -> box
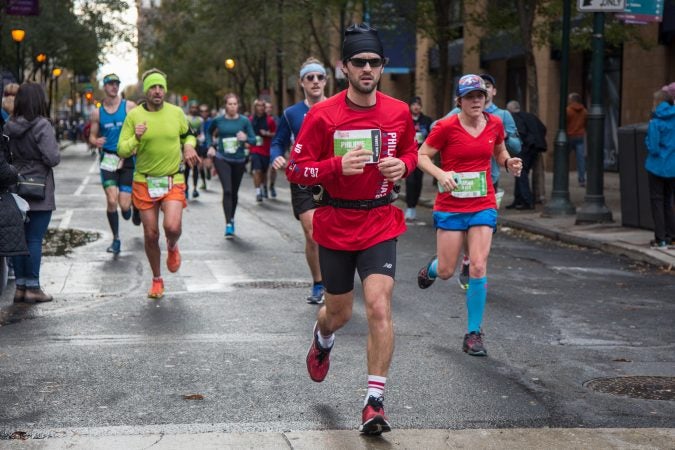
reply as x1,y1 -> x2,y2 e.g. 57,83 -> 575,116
577,0 -> 626,12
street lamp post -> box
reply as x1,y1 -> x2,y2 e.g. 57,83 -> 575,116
69,75 -> 76,120
543,0 -> 576,216
34,53 -> 47,82
225,58 -> 235,90
51,67 -> 63,120
10,29 -> 26,84
575,12 -> 613,224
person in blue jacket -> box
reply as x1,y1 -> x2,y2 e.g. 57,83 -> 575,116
645,89 -> 675,248
270,57 -> 328,304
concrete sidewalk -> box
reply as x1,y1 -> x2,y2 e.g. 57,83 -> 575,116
404,170 -> 675,270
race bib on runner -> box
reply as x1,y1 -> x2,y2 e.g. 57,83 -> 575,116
100,152 -> 121,172
333,129 -> 381,164
438,171 -> 488,198
255,135 -> 263,146
222,137 -> 238,154
415,132 -> 425,145
146,176 -> 172,198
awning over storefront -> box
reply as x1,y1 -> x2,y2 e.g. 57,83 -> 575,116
428,39 -> 464,70
378,26 -> 416,74
480,34 -> 525,62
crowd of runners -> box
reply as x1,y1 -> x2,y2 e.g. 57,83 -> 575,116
80,23 -> 524,436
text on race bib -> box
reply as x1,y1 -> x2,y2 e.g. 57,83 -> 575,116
146,175 -> 173,198
438,171 -> 488,198
333,129 -> 381,164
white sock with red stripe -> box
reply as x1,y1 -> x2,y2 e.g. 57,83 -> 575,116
365,375 -> 386,405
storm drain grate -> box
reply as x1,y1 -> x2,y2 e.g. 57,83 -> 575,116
584,376 -> 675,401
231,280 -> 311,289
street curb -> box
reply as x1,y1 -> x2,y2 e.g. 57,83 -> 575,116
497,216 -> 669,268
402,195 -> 674,270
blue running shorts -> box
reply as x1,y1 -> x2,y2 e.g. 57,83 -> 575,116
433,209 -> 497,231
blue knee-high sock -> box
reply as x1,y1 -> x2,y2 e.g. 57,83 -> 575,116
428,258 -> 438,278
466,277 -> 487,333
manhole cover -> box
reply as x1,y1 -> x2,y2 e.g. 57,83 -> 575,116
231,280 -> 311,289
584,376 -> 675,401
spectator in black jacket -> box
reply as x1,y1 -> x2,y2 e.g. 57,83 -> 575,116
0,117 -> 29,288
505,100 -> 547,210
0,116 -> 18,187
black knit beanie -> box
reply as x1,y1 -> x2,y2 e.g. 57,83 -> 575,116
342,23 -> 384,61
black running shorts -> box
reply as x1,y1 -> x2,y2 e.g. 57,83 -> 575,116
100,163 -> 134,192
291,183 -> 316,220
250,153 -> 270,172
318,238 -> 397,295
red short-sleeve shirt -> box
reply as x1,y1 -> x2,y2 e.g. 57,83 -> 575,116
426,113 -> 504,213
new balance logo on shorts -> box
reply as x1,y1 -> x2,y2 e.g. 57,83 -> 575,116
382,263 -> 393,269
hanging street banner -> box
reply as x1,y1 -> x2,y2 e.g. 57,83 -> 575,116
616,0 -> 665,23
6,0 -> 40,16
578,0 -> 626,12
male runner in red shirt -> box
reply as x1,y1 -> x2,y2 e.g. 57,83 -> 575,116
286,23 -> 417,435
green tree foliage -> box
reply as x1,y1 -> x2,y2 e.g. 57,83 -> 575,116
467,0 -> 653,114
140,0 -> 380,110
0,0 -> 132,79
392,0 -> 461,117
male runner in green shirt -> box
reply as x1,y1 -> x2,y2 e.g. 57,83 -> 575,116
118,68 -> 200,299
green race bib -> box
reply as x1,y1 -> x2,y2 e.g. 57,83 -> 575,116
255,135 -> 263,146
222,137 -> 238,154
438,171 -> 488,198
333,129 -> 381,163
146,176 -> 172,198
100,153 -> 121,172
415,132 -> 424,145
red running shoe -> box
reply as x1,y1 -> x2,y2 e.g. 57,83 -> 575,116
167,242 -> 181,273
306,322 -> 332,382
148,278 -> 164,299
359,396 -> 391,435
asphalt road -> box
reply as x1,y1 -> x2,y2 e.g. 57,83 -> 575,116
1,144 -> 673,440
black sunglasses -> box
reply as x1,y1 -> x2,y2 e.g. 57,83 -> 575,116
348,57 -> 387,68
304,74 -> 325,82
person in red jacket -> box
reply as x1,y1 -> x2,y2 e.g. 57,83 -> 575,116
566,93 -> 587,187
286,23 -> 417,435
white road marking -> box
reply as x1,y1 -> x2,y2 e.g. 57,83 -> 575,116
58,209 -> 74,229
88,159 -> 99,174
74,176 -> 91,196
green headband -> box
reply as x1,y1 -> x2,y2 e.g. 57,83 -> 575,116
143,73 -> 167,93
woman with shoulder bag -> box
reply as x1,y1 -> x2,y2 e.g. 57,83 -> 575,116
3,83 -> 60,303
